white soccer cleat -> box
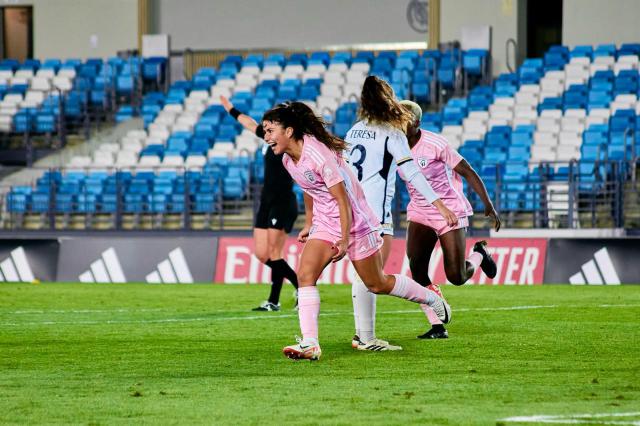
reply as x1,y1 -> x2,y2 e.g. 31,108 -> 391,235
429,293 -> 452,324
283,337 -> 321,361
352,335 -> 402,351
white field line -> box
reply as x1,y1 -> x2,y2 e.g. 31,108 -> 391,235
500,411 -> 640,425
1,303 -> 639,327
5,308 -> 165,314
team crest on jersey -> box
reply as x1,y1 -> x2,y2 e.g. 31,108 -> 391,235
418,157 -> 428,168
304,170 -> 316,183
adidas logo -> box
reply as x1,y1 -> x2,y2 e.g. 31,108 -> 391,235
145,248 -> 193,284
0,246 -> 35,282
78,247 -> 126,283
569,247 -> 620,285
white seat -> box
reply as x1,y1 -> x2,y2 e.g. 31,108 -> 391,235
236,74 -> 257,87
512,117 -> 535,127
515,92 -> 539,105
306,64 -> 327,74
555,145 -> 580,161
530,145 -> 557,162
519,84 -> 540,94
585,116 -> 607,127
301,71 -> 322,81
328,63 -> 349,72
468,111 -> 489,120
210,86 -> 232,98
589,108 -> 611,119
115,154 -> 137,167
350,62 -> 370,73
594,56 -> 615,66
69,155 -> 92,167
3,94 -> 23,104
559,132 -> 582,146
569,56 -> 590,65
35,69 -> 55,79
15,70 -> 33,79
185,155 -> 207,169
441,125 -> 463,136
316,96 -> 339,114
98,142 -> 120,153
25,91 -> 46,103
545,70 -> 566,81
172,123 -> 194,133
239,65 -> 261,75
30,77 -> 52,91
561,119 -> 585,133
540,109 -> 563,119
263,65 -> 283,75
162,155 -> 184,167
323,71 -> 346,85
487,118 -> 509,129
490,109 -> 513,120
617,55 -> 639,66
0,70 -> 13,80
533,132 -> 558,146
564,108 -> 587,119
514,109 -> 537,120
283,64 -> 304,74
614,62 -> 635,74
589,63 -> 611,75
57,68 -> 76,78
615,94 -> 638,104
537,118 -> 560,133
216,78 -> 236,88
52,76 -> 72,91
138,156 -> 161,167
342,84 -> 362,99
320,84 -> 343,97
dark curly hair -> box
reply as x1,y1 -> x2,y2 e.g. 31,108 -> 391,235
262,101 -> 347,153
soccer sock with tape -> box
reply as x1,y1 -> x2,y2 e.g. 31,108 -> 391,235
352,273 -> 376,342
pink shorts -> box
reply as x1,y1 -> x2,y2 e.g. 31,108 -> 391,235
308,226 -> 383,261
407,214 -> 469,237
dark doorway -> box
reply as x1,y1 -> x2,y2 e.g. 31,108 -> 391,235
0,6 -> 33,61
526,0 -> 562,58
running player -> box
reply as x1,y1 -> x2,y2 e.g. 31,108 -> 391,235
221,96 -> 299,311
260,101 -> 451,361
400,100 -> 500,339
345,76 -> 458,350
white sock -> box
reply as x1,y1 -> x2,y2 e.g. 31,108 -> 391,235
352,273 -> 376,342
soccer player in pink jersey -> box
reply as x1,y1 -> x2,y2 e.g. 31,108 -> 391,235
260,102 -> 451,361
400,100 -> 501,339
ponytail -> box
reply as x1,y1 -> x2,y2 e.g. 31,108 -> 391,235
359,75 -> 413,132
262,102 -> 347,153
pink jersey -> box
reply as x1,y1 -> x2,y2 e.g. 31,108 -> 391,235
402,129 -> 473,219
282,135 -> 380,237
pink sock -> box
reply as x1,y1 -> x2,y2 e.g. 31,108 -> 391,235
467,252 -> 483,269
421,305 -> 443,325
390,274 -> 438,306
298,286 -> 320,342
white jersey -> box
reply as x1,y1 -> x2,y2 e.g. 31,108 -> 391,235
345,120 -> 414,230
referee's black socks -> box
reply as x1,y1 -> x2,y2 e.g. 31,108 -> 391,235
265,258 -> 299,305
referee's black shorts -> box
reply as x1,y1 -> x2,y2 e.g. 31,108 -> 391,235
254,195 -> 298,233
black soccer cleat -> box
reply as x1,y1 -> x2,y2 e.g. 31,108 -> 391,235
473,240 -> 497,279
418,325 -> 449,339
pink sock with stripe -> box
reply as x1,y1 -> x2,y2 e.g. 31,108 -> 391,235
298,286 -> 320,343
390,274 -> 438,306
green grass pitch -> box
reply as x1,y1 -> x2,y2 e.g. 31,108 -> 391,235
1,283 -> 639,425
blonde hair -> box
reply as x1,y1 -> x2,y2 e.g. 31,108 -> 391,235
399,100 -> 422,123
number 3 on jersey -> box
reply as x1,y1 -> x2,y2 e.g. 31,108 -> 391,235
350,144 -> 367,181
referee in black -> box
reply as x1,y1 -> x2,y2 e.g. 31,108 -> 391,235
221,96 -> 299,311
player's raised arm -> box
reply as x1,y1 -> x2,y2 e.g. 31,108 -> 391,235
390,131 -> 458,227
454,159 -> 501,231
220,95 -> 260,136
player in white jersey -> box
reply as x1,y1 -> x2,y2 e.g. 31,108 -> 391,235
345,76 -> 458,350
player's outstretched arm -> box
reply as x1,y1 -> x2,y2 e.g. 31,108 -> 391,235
298,193 -> 314,243
327,183 -> 351,263
454,159 -> 501,231
220,95 -> 259,135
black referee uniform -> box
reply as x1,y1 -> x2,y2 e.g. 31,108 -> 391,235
254,127 -> 298,232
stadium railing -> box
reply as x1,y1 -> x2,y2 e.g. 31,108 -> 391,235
2,158 -> 638,232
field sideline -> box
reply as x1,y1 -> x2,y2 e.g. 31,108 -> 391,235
1,283 -> 639,425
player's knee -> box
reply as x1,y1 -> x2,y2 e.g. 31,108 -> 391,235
297,269 -> 317,285
445,269 -> 466,286
362,277 -> 391,294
